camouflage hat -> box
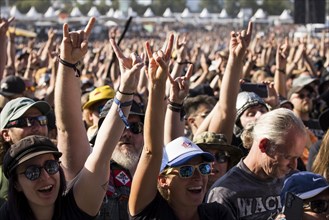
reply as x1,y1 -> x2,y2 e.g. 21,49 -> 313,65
193,131 -> 243,166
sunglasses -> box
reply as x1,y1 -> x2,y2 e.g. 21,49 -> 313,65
163,163 -> 211,179
19,160 -> 61,181
6,115 -> 48,128
303,199 -> 329,213
297,93 -> 312,99
214,152 -> 229,163
126,122 -> 143,134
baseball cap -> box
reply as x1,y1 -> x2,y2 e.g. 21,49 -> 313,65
287,75 -> 318,100
0,75 -> 26,97
160,136 -> 214,172
0,97 -> 51,130
281,171 -> 329,203
193,132 -> 243,164
82,85 -> 115,110
3,135 -> 62,178
89,98 -> 145,145
236,91 -> 268,124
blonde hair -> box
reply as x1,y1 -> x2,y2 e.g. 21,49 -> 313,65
312,130 -> 329,182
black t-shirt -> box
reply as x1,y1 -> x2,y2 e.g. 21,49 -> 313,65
129,191 -> 234,220
0,187 -> 95,220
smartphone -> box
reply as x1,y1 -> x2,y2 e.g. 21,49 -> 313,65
240,83 -> 268,98
282,192 -> 303,220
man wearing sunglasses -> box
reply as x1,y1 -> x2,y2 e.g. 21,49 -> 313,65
0,97 -> 51,206
280,171 -> 329,220
288,75 -> 324,169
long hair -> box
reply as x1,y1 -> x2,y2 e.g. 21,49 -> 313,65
7,165 -> 66,220
312,130 -> 329,182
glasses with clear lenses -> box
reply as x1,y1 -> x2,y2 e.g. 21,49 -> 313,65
6,116 -> 48,128
164,163 -> 211,179
19,160 -> 60,181
303,200 -> 329,213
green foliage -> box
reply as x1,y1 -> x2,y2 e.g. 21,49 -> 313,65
151,0 -> 186,15
199,0 -> 222,13
15,0 -> 51,13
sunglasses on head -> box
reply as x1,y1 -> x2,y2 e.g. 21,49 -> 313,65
6,115 -> 48,128
163,163 -> 211,179
126,122 -> 143,134
19,160 -> 61,181
303,199 -> 329,213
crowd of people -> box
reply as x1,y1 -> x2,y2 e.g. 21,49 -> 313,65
0,15 -> 329,219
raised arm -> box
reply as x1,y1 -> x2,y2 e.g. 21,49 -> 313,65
207,22 -> 253,144
71,18 -> 143,216
55,18 -> 95,181
129,34 -> 174,216
164,63 -> 193,144
0,17 -> 14,80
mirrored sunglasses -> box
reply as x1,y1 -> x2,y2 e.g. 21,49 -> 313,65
6,115 -> 48,128
164,163 -> 211,179
127,122 -> 143,134
304,199 -> 329,213
19,160 -> 61,181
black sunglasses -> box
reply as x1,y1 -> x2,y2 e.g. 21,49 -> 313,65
126,122 -> 143,134
19,160 -> 61,181
163,163 -> 211,179
303,199 -> 329,213
6,115 -> 48,128
214,152 -> 230,163
298,93 -> 313,100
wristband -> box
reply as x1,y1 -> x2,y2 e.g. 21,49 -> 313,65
58,56 -> 81,77
113,97 -> 133,128
277,69 -> 285,74
118,89 -> 134,96
168,99 -> 183,108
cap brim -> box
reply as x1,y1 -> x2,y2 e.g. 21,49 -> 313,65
298,186 -> 329,200
198,144 -> 243,158
0,91 -> 20,97
11,150 -> 62,173
168,151 -> 214,167
11,101 -> 51,121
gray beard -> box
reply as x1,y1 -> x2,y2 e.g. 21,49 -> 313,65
111,147 -> 140,172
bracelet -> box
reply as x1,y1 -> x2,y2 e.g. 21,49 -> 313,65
177,61 -> 193,65
168,105 -> 181,112
168,99 -> 183,108
118,89 -> 134,96
113,97 -> 133,128
277,69 -> 285,74
58,56 -> 81,77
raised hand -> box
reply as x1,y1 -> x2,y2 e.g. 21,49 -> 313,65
109,38 -> 143,94
0,17 -> 14,36
168,64 -> 193,103
229,21 -> 253,59
145,34 -> 174,85
60,17 -> 95,64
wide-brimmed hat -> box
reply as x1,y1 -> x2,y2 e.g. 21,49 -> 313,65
82,85 -> 115,109
193,132 -> 243,167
